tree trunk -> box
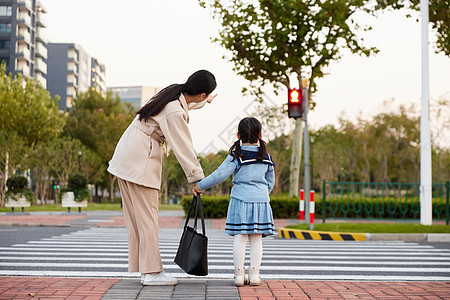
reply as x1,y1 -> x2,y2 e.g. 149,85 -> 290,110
38,181 -> 48,205
289,118 -> 303,198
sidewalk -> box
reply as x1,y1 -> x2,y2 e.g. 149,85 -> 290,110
1,277 -> 450,299
0,210 -> 299,230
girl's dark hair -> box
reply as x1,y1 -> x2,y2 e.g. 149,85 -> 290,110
137,70 -> 217,122
229,117 -> 267,161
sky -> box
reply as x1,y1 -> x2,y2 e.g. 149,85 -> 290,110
44,0 -> 450,153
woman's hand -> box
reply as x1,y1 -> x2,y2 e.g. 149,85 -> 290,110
206,93 -> 218,104
192,183 -> 204,196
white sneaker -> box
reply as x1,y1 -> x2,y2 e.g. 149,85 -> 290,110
142,271 -> 178,286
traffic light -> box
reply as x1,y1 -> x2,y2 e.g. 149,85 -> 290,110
288,88 -> 303,118
53,180 -> 59,190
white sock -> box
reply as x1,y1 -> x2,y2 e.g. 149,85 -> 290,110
249,234 -> 263,269
233,234 -> 248,270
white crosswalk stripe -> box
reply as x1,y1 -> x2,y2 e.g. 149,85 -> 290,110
0,227 -> 449,281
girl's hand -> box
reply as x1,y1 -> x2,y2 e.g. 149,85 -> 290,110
193,183 -> 204,196
206,93 -> 218,104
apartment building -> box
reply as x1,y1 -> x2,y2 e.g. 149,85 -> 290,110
0,0 -> 47,87
46,43 -> 106,110
90,57 -> 106,95
108,86 -> 161,111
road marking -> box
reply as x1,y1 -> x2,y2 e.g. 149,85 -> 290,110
2,227 -> 449,281
6,246 -> 450,256
0,256 -> 449,265
32,240 -> 439,249
1,251 -> 449,261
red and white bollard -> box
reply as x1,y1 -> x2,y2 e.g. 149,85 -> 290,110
299,189 -> 315,225
309,190 -> 315,224
299,190 -> 305,221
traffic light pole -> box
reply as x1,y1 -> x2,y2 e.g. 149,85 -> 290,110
302,80 -> 313,230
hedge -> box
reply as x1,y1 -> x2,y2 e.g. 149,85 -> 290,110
180,195 -> 448,220
181,195 -> 300,219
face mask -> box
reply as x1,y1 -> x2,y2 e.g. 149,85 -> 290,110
188,99 -> 208,110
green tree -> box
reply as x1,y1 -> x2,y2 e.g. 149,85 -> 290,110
0,63 -> 64,206
47,137 -> 84,194
199,0 -> 382,197
79,147 -> 104,189
28,142 -> 52,205
0,130 -> 28,206
312,125 -> 348,182
252,103 -> 293,195
0,64 -> 64,147
63,90 -> 134,202
161,150 -> 185,204
199,151 -> 232,196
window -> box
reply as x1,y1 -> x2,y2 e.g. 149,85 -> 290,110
0,40 -> 10,49
0,23 -> 11,33
0,6 -> 12,16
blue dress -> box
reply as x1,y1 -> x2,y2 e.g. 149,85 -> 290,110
197,145 -> 275,237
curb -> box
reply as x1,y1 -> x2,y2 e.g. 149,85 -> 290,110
0,222 -> 103,228
278,228 -> 366,241
278,228 -> 450,242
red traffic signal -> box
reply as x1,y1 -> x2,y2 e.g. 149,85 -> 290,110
288,88 -> 303,118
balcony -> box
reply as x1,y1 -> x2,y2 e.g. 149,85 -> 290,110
67,49 -> 78,62
16,46 -> 31,61
17,0 -> 32,13
35,57 -> 46,73
35,42 -> 47,59
16,12 -> 32,28
15,61 -> 30,76
36,13 -> 47,28
67,75 -> 77,87
66,86 -> 75,97
35,29 -> 47,43
16,29 -> 31,44
67,62 -> 78,75
35,72 -> 46,88
35,1 -> 47,14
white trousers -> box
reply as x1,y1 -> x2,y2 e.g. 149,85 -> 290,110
233,234 -> 263,271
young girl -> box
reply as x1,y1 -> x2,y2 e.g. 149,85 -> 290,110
193,117 -> 275,286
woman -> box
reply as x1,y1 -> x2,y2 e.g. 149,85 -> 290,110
108,70 -> 217,286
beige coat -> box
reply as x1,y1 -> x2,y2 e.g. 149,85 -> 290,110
107,94 -> 204,190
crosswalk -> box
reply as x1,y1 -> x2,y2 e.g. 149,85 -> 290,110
0,227 -> 450,281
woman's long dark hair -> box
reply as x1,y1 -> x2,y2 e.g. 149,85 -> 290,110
229,117 -> 267,161
137,70 -> 217,122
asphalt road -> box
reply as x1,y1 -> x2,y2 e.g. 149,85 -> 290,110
0,226 -> 450,281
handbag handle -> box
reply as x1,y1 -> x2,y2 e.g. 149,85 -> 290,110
184,195 -> 206,236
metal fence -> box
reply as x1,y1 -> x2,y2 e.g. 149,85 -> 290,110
321,181 -> 450,224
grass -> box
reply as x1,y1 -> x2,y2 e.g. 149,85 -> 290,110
285,222 -> 450,233
0,203 -> 183,212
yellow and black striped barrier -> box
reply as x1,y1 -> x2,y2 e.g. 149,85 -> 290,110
278,228 -> 366,241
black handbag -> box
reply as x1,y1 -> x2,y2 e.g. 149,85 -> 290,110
174,195 -> 208,276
